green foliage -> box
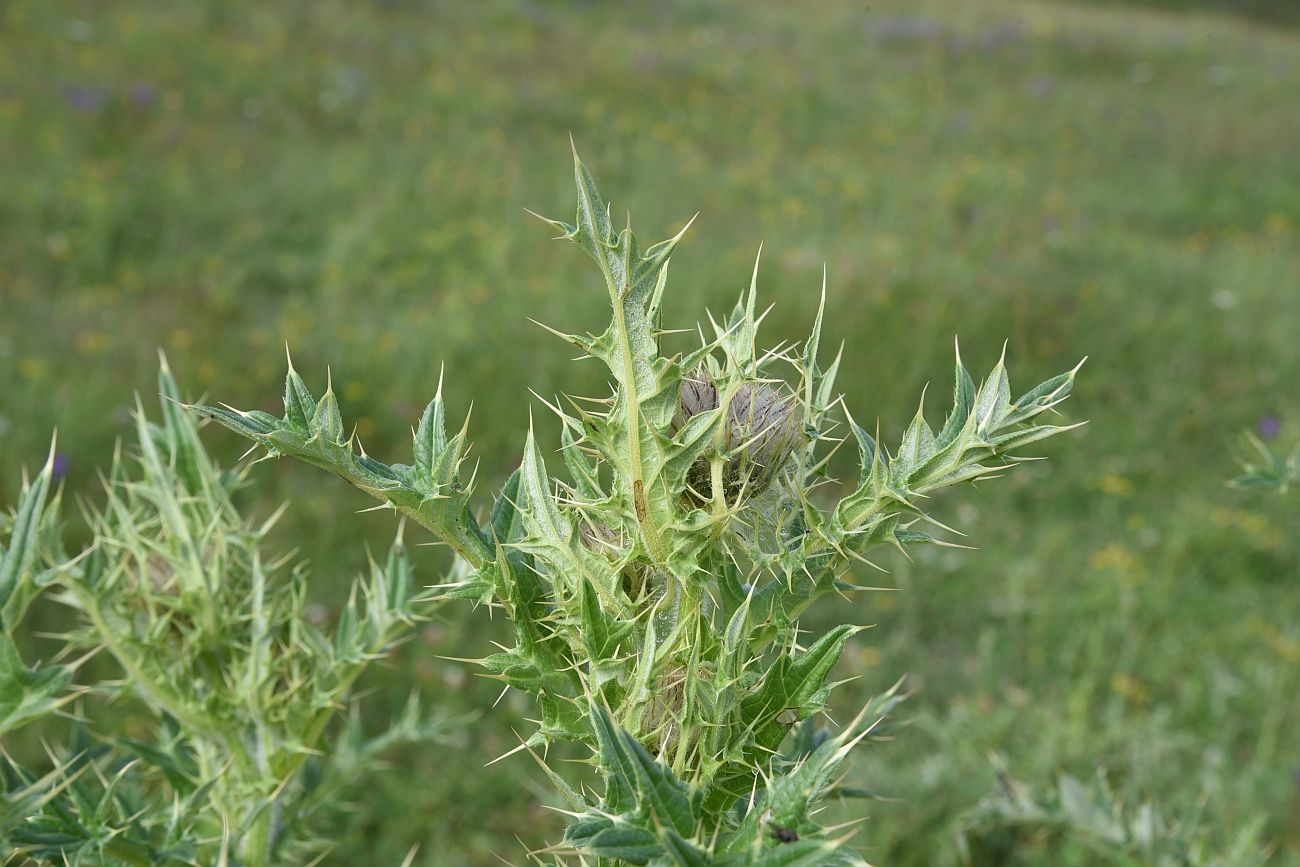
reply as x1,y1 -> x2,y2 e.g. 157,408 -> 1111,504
195,358 -> 491,568
1231,433 -> 1299,494
0,363 -> 451,866
960,767 -> 1269,867
0,446 -> 73,735
196,153 -> 1083,864
4,2 -> 1298,862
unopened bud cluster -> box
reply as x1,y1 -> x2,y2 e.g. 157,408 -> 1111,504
675,370 -> 804,503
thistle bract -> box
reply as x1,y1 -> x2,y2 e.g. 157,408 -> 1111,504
722,380 -> 804,494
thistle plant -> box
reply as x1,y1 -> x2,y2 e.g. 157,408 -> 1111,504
193,150 -> 1084,865
1,363 -> 448,866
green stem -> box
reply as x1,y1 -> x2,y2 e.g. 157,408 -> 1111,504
313,460 -> 490,570
242,642 -> 387,865
244,798 -> 281,867
406,504 -> 490,571
607,281 -> 669,567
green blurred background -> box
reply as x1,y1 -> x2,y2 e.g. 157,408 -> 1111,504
2,0 -> 1297,863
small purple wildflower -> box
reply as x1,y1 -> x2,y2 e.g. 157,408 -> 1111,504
64,85 -> 108,113
1258,416 -> 1282,440
52,452 -> 70,480
130,82 -> 158,106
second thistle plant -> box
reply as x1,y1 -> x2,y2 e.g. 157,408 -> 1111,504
0,365 -> 449,866
195,149 -> 1084,864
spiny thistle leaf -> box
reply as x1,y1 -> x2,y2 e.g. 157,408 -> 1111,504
0,442 -> 73,737
0,440 -> 58,628
0,634 -> 74,736
660,829 -> 711,867
190,360 -> 493,568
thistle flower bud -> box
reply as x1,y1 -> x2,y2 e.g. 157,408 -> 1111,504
724,382 -> 804,493
674,370 -> 719,432
674,371 -> 804,503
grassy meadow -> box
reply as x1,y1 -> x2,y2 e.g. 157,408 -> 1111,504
2,0 -> 1298,863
